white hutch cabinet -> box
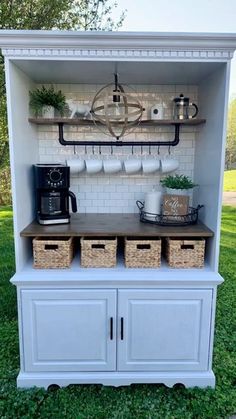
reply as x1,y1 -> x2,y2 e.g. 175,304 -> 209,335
1,30 -> 236,389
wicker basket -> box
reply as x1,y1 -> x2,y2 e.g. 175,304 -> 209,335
33,236 -> 73,269
81,237 -> 117,268
125,237 -> 161,268
165,237 -> 205,268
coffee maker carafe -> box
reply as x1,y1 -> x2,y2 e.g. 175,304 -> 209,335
34,164 -> 77,225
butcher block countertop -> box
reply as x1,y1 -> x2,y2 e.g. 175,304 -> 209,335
20,214 -> 214,238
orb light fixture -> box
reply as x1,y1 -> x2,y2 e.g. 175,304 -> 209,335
91,74 -> 143,140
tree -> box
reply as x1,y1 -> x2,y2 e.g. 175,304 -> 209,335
67,0 -> 126,31
0,0 -> 126,205
226,99 -> 236,170
0,1 -> 72,30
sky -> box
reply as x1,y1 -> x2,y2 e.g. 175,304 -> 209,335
113,0 -> 236,99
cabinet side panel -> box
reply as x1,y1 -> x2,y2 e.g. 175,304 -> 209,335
194,62 -> 231,271
5,60 -> 38,271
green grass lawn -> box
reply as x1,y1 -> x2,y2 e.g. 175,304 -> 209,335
224,169 -> 236,191
0,206 -> 236,419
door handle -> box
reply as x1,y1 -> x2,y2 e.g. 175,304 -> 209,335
110,317 -> 113,340
121,317 -> 124,340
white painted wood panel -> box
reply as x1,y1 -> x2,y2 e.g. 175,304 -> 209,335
5,60 -> 37,271
194,63 -> 231,271
21,289 -> 116,372
118,289 -> 212,371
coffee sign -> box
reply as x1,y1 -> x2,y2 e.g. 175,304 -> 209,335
163,194 -> 189,217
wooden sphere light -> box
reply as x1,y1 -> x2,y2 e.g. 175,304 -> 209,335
91,75 -> 143,140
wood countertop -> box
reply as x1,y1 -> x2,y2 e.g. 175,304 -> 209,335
20,214 -> 214,238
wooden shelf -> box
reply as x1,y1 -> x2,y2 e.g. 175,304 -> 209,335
20,214 -> 214,238
28,117 -> 206,126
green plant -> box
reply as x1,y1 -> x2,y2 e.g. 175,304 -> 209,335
29,85 -> 67,116
160,174 -> 197,190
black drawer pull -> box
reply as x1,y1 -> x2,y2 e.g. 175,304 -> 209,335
121,317 -> 124,340
110,317 -> 113,340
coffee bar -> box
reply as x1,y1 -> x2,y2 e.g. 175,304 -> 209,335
2,30 -> 236,389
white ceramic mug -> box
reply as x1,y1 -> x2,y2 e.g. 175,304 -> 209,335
124,159 -> 142,174
85,159 -> 103,174
66,159 -> 85,176
160,159 -> 179,174
142,159 -> 160,174
103,159 -> 122,174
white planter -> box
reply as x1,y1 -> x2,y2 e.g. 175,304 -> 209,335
165,187 -> 192,196
41,106 -> 54,118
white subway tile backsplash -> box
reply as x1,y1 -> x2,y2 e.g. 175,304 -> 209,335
116,185 -> 129,192
86,206 -> 98,213
80,199 -> 93,207
86,192 -> 98,200
37,83 -> 197,213
79,184 -> 92,192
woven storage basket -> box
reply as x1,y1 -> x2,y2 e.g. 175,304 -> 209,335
125,237 -> 161,268
81,237 -> 117,268
165,237 -> 205,268
33,237 -> 73,269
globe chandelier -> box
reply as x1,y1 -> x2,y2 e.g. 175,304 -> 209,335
91,73 -> 143,141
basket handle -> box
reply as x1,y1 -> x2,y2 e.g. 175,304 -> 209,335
91,244 -> 105,249
181,244 -> 195,250
136,200 -> 144,210
137,244 -> 151,250
45,244 -> 58,250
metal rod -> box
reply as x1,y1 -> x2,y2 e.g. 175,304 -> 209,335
58,123 -> 180,147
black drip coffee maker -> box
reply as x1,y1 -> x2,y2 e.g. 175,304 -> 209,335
34,164 -> 77,225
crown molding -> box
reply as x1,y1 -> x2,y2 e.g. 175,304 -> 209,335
0,30 -> 236,49
1,47 -> 234,61
0,30 -> 236,61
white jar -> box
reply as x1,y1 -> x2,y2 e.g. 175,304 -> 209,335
150,103 -> 163,120
144,191 -> 162,219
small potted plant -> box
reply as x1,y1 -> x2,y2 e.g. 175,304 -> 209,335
29,85 -> 67,118
160,174 -> 197,196
160,175 -> 198,217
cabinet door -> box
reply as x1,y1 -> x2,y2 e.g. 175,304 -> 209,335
118,289 -> 212,371
21,289 -> 116,372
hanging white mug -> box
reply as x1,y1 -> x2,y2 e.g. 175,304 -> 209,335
103,159 -> 122,174
66,159 -> 85,176
160,159 -> 179,174
85,159 -> 103,174
124,159 -> 142,174
142,159 -> 160,174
